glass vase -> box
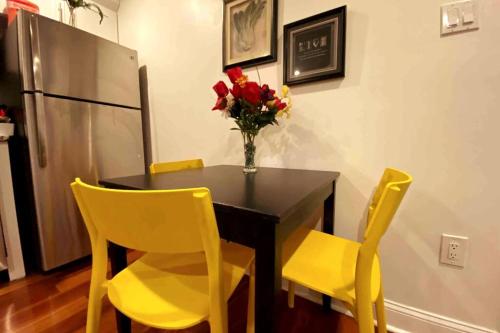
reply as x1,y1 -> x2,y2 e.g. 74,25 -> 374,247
241,130 -> 258,174
68,7 -> 77,27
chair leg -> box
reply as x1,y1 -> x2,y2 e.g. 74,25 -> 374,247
355,300 -> 375,333
209,300 -> 229,333
210,319 -> 228,333
287,280 -> 295,309
246,262 -> 255,333
86,280 -> 105,333
86,240 -> 108,333
375,286 -> 388,333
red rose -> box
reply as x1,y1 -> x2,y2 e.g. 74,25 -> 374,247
230,84 -> 242,99
226,67 -> 243,84
0,109 -> 6,117
212,97 -> 227,111
242,82 -> 262,105
211,81 -> 229,111
213,81 -> 229,97
274,98 -> 287,110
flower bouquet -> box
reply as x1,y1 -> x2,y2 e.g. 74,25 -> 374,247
211,67 -> 291,173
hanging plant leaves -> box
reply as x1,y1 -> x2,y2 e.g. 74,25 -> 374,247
66,0 -> 104,24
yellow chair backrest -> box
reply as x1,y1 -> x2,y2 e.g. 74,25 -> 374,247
356,168 -> 412,302
71,178 -> 218,254
150,159 -> 204,175
364,168 -> 412,243
71,178 -> 227,330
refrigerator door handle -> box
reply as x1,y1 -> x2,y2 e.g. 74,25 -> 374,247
33,93 -> 48,168
29,15 -> 47,168
29,14 -> 44,92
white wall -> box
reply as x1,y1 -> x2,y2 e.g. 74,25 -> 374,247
1,0 -> 118,42
119,0 -> 500,332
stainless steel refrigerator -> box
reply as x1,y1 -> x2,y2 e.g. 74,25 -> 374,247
0,11 -> 146,271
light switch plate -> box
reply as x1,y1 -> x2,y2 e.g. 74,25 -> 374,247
447,8 -> 460,27
441,0 -> 479,35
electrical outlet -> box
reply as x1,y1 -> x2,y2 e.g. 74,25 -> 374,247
448,241 -> 459,260
440,234 -> 468,267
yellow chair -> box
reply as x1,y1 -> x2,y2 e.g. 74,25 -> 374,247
150,158 -> 204,174
71,179 -> 255,333
283,168 -> 412,333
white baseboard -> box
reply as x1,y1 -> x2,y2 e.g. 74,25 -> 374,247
383,299 -> 498,333
283,283 -> 498,333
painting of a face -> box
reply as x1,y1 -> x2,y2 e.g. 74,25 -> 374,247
223,0 -> 277,70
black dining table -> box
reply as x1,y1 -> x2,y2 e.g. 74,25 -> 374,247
99,165 -> 340,333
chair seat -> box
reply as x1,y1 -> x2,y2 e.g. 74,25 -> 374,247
282,228 -> 381,304
108,241 -> 254,330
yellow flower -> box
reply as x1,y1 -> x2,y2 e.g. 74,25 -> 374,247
275,85 -> 292,118
279,86 -> 292,118
282,85 -> 289,98
235,74 -> 248,88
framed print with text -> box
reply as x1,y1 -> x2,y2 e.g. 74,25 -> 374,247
284,6 -> 346,85
223,0 -> 278,71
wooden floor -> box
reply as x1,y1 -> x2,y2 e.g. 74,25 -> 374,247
0,252 -> 359,333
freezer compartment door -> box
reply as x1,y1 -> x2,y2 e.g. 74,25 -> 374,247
25,11 -> 140,108
24,95 -> 144,270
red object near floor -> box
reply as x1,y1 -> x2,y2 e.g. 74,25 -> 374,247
3,0 -> 39,24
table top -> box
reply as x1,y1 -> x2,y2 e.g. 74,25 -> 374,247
100,165 -> 339,223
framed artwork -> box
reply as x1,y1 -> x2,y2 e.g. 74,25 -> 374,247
223,0 -> 278,71
283,6 -> 346,86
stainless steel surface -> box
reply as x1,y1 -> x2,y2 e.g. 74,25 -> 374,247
139,66 -> 153,173
23,95 -> 144,270
0,220 -> 7,271
93,102 -> 145,180
27,13 -> 48,168
24,95 -> 91,270
3,11 -> 146,270
33,93 -> 48,168
32,13 -> 141,108
29,14 -> 43,92
17,11 -> 34,93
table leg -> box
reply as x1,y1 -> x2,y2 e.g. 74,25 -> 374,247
108,242 -> 131,333
322,182 -> 336,311
255,223 -> 280,333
